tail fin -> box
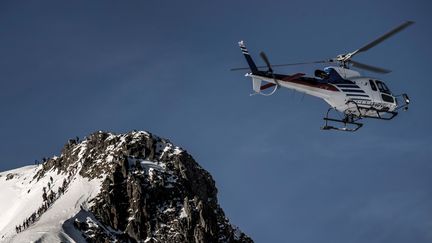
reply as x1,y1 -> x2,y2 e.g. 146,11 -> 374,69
238,40 -> 258,74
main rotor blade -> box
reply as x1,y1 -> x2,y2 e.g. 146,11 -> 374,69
271,60 -> 334,67
349,60 -> 391,74
230,67 -> 254,71
230,59 -> 334,71
352,21 -> 414,57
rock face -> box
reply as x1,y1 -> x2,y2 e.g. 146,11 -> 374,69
36,131 -> 253,243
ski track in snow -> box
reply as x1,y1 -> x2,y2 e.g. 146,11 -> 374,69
0,131 -> 184,243
0,165 -> 103,243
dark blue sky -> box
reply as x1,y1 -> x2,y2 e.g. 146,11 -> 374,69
1,1 -> 431,242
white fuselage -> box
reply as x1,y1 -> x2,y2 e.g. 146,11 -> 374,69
248,67 -> 397,118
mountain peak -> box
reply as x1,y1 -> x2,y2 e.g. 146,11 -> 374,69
0,130 -> 253,243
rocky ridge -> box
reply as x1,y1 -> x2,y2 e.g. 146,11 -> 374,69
33,130 -> 253,243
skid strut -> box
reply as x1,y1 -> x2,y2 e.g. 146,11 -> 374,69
321,108 -> 363,132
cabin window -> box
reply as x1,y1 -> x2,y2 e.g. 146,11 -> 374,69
369,80 -> 377,91
376,80 -> 391,94
381,94 -> 394,103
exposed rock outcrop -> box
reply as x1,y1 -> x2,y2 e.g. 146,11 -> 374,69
35,131 -> 252,243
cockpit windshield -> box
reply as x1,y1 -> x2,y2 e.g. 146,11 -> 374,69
375,80 -> 391,94
320,67 -> 354,84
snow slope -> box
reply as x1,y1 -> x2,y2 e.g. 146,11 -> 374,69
0,164 -> 103,242
0,131 -> 253,243
0,131 -> 175,242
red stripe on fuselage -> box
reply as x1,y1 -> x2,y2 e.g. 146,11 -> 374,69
279,75 -> 339,92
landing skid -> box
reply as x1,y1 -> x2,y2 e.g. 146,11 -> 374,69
321,99 -> 407,132
363,110 -> 398,120
321,109 -> 363,132
351,100 -> 399,121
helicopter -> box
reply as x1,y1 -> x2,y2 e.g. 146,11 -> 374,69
232,21 -> 413,132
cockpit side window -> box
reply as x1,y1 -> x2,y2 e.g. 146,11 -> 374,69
375,80 -> 391,94
369,80 -> 377,91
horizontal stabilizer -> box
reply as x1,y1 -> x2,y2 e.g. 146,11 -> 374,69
252,77 -> 262,93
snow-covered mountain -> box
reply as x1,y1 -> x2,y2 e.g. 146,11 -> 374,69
0,131 -> 253,243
